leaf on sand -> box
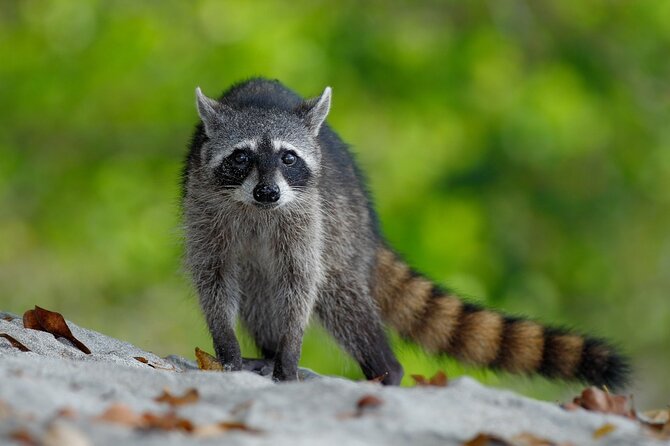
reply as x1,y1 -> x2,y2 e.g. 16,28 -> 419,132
96,404 -> 142,427
193,421 -> 262,438
337,394 -> 384,419
462,433 -> 512,446
140,411 -> 194,432
22,310 -> 41,330
133,356 -> 175,371
95,404 -> 194,432
638,409 -> 670,439
0,333 -> 31,352
463,433 -> 565,446
356,394 -> 383,411
154,388 -> 200,407
22,306 -> 91,354
593,423 -> 617,439
568,387 -> 634,419
9,428 -> 38,446
195,347 -> 224,371
367,372 -> 388,383
411,370 -> 448,387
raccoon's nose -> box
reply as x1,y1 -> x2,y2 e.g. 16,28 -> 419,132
253,184 -> 280,203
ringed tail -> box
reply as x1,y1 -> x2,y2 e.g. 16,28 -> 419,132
372,247 -> 631,389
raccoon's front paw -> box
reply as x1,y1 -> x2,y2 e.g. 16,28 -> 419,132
214,347 -> 242,372
271,363 -> 298,382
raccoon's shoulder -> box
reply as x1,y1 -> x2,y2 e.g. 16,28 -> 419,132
219,77 -> 303,112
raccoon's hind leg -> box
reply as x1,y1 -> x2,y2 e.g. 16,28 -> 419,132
316,279 -> 403,385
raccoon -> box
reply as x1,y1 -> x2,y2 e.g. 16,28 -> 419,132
182,78 -> 630,388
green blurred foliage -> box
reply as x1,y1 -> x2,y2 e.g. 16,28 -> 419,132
1,0 -> 669,406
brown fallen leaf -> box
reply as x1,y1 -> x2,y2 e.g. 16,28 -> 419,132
95,403 -> 142,427
23,310 -> 41,330
133,356 -> 176,371
357,394 -> 383,410
140,411 -> 194,432
512,432 -> 565,445
9,428 -> 38,446
95,403 -> 195,432
367,372 -> 388,384
412,370 -> 448,387
593,423 -> 617,439
22,306 -> 91,354
638,408 -> 670,429
462,433 -> 512,446
154,388 -> 200,407
0,333 -> 31,352
569,387 -> 635,419
638,409 -> 670,440
2,315 -> 15,321
195,347 -> 224,371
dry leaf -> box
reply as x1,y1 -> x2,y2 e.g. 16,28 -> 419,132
140,411 -> 194,432
22,306 -> 91,354
511,432 -> 563,445
133,356 -> 175,371
357,394 -> 383,410
638,408 -> 670,429
412,370 -> 448,387
593,423 -> 617,439
367,372 -> 388,383
462,433 -> 512,446
23,310 -> 41,330
95,403 -> 142,427
154,388 -> 200,407
570,387 -> 635,419
0,333 -> 31,352
9,428 -> 38,446
195,347 -> 224,371
2,315 -> 15,321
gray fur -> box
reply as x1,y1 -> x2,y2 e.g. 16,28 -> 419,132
183,78 -> 402,383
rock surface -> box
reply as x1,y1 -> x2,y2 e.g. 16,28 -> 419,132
0,311 -> 666,446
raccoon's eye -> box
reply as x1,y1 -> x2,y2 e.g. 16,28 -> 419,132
232,150 -> 249,166
282,151 -> 297,166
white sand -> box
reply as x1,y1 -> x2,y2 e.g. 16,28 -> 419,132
0,311 -> 664,445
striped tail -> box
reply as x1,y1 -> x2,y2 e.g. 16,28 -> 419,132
372,247 -> 631,389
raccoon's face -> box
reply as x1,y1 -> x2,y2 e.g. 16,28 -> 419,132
194,87 -> 331,209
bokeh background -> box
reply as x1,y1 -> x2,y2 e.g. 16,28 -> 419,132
1,1 -> 669,407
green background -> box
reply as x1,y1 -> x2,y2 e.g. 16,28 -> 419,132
1,1 -> 669,407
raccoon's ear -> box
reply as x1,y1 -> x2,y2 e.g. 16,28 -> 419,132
195,87 -> 228,136
299,86 -> 332,137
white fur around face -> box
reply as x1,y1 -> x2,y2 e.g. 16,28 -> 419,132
231,169 -> 259,205
275,171 -> 297,207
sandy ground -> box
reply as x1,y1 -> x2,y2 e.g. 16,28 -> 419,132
0,311 -> 665,446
